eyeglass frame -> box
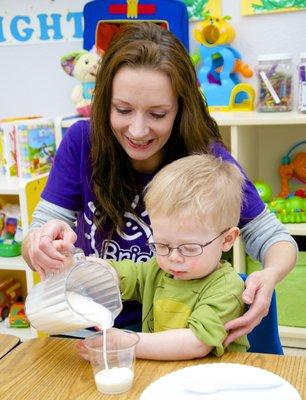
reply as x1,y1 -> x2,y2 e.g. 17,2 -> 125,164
147,227 -> 231,257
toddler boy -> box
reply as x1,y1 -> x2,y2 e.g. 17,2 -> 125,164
80,154 -> 249,360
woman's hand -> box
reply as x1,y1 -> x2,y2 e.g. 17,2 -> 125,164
23,219 -> 77,279
223,269 -> 276,346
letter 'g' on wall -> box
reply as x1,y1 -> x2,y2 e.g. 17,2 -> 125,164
10,16 -> 34,41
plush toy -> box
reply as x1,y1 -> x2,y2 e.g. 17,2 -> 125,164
60,49 -> 101,117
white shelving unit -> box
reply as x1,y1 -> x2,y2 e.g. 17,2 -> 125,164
211,111 -> 306,348
0,174 -> 48,340
0,320 -> 36,341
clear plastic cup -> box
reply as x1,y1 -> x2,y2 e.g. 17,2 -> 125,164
25,248 -> 122,334
85,329 -> 140,395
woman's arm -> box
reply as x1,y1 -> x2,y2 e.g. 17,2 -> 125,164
224,208 -> 297,345
22,200 -> 77,279
240,206 -> 297,264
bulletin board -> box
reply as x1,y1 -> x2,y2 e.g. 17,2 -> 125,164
183,0 -> 222,20
241,0 -> 306,15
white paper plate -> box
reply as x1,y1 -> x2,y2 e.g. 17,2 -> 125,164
140,363 -> 301,400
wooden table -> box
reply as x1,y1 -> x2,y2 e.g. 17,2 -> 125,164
0,337 -> 305,399
0,333 -> 20,360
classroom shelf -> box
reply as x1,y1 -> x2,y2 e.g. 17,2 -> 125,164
211,111 -> 306,126
0,320 -> 36,342
0,174 -> 48,340
0,256 -> 27,271
0,177 -> 24,195
212,111 -> 306,349
285,224 -> 306,236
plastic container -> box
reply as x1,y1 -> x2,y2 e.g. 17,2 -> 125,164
0,239 -> 21,257
256,53 -> 293,112
25,248 -> 122,334
85,329 -> 140,395
298,52 -> 306,113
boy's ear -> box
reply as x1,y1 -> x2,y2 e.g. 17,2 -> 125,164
221,227 -> 240,252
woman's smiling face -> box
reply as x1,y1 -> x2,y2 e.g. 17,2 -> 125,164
110,66 -> 178,173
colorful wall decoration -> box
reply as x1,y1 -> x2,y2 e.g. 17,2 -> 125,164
0,0 -> 86,46
183,0 -> 222,21
241,0 -> 306,15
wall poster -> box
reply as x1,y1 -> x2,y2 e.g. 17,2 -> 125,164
183,0 -> 222,21
241,0 -> 306,15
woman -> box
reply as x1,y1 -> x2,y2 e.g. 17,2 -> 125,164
22,22 -> 297,345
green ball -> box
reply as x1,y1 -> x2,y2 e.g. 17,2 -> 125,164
254,181 -> 272,203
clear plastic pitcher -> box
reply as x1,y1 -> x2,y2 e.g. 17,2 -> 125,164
25,248 -> 122,334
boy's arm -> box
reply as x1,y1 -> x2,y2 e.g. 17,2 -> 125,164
87,257 -> 146,301
76,328 -> 212,361
135,329 -> 213,360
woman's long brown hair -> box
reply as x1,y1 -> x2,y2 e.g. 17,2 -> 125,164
90,22 -> 223,236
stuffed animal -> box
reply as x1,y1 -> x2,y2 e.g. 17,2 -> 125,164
61,49 -> 101,117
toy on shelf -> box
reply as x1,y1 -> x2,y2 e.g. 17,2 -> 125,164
192,12 -> 255,111
253,180 -> 272,203
254,142 -> 306,223
278,141 -> 306,198
0,201 -> 22,257
82,0 -> 189,53
0,277 -> 22,321
61,49 -> 101,117
0,117 -> 56,179
7,302 -> 30,328
254,180 -> 306,224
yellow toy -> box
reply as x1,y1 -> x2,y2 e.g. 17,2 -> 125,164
192,13 -> 255,111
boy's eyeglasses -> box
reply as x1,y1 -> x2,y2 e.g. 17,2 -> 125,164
147,228 -> 230,257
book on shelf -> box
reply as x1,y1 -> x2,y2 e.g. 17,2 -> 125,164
0,116 -> 56,179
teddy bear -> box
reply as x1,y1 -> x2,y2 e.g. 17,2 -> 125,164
60,49 -> 101,117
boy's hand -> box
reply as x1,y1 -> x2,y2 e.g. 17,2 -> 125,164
76,329 -> 124,362
76,339 -> 90,361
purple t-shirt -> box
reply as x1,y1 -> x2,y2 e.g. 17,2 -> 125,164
42,120 -> 264,260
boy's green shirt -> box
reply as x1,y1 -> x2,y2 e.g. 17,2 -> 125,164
109,258 -> 249,356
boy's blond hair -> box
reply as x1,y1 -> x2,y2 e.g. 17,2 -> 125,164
144,154 -> 244,231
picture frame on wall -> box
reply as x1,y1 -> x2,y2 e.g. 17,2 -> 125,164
183,0 -> 221,21
241,0 -> 306,16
